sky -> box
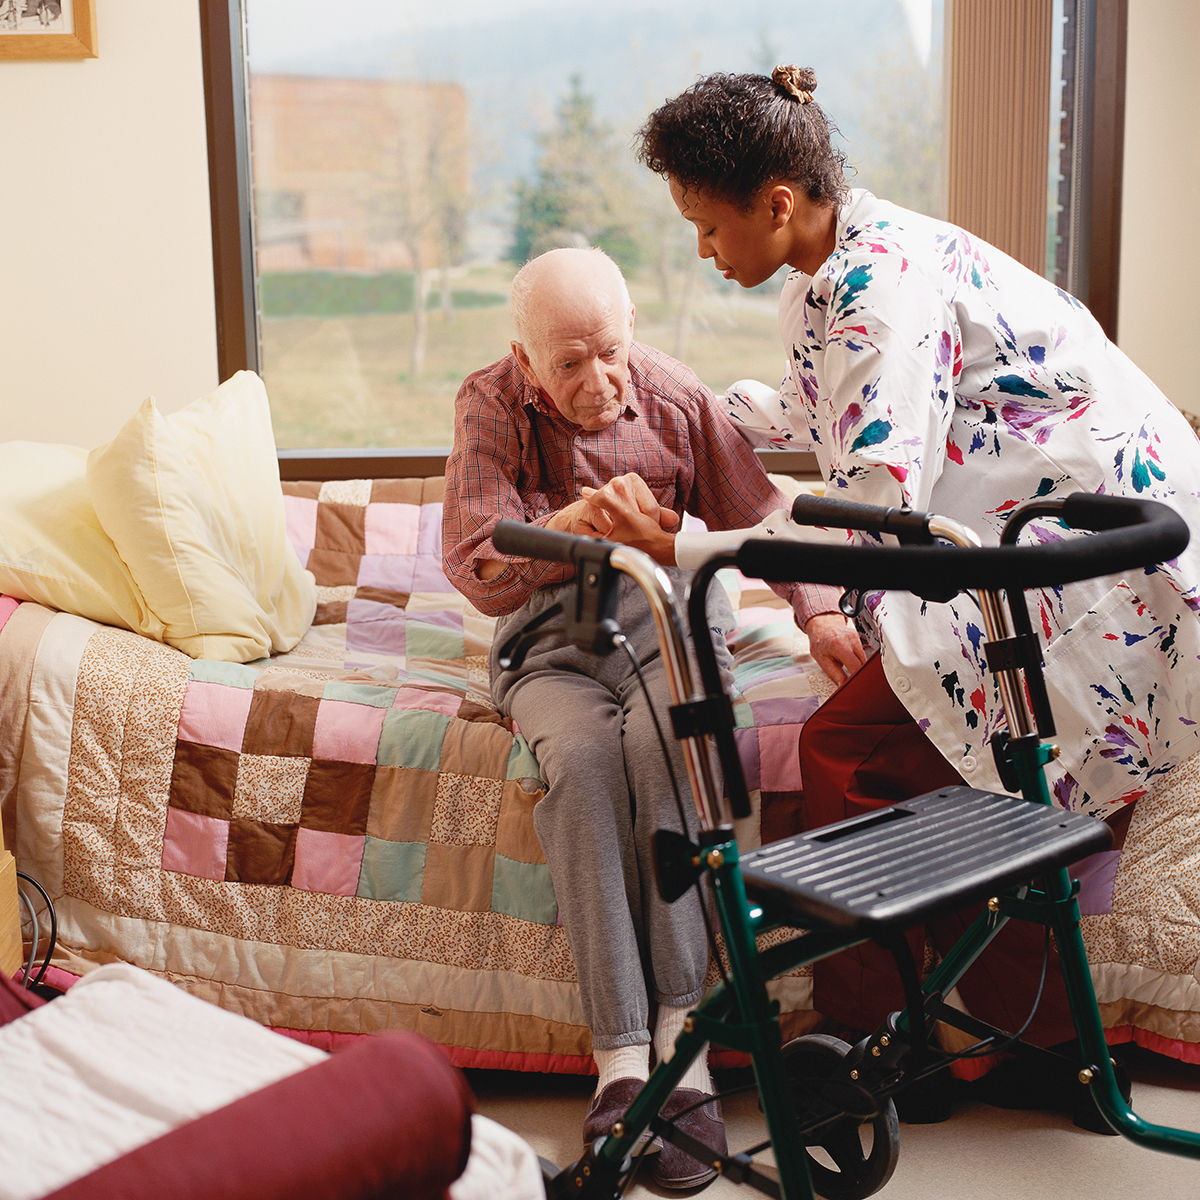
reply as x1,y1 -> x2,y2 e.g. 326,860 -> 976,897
244,0 -> 944,249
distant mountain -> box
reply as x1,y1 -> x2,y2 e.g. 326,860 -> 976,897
249,0 -> 923,179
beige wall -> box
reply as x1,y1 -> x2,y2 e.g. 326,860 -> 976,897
0,1 -> 218,447
0,2 -> 1194,445
1118,0 -> 1200,417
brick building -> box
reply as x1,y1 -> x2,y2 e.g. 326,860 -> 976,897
249,74 -> 469,274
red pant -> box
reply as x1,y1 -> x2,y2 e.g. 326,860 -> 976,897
797,653 -> 1077,1050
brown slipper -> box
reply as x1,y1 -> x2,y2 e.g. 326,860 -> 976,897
583,1077 -> 661,1155
652,1088 -> 726,1190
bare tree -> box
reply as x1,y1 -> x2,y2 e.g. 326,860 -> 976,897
372,80 -> 469,379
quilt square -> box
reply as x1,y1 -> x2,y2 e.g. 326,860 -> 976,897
232,754 -> 309,825
162,808 -> 229,880
242,689 -> 320,758
376,708 -> 450,772
300,759 -> 375,835
363,502 -> 420,556
314,598 -> 350,626
322,680 -> 399,708
440,713 -> 512,780
405,615 -> 465,660
353,586 -> 410,611
429,772 -> 503,846
292,826 -> 366,896
168,740 -> 238,819
319,480 -> 372,506
749,695 -> 823,728
417,502 -> 444,556
315,499 -> 367,554
412,555 -> 457,593
735,727 -> 762,793
367,765 -> 438,843
312,698 -> 388,764
356,553 -> 416,594
1073,849 -> 1121,915
225,818 -> 297,886
187,660 -> 260,688
305,547 -> 362,588
369,478 -> 425,504
345,597 -> 407,656
494,782 -> 546,864
492,855 -> 558,925
357,836 -> 426,902
505,733 -> 543,784
284,494 -> 319,555
755,722 -> 802,794
420,842 -> 495,912
177,679 -> 255,753
392,686 -> 462,718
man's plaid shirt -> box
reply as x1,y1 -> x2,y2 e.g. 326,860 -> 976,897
441,340 -> 839,624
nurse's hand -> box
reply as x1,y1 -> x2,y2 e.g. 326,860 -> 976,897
580,475 -> 679,564
804,612 -> 867,685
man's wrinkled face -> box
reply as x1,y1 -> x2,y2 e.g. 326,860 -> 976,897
515,294 -> 634,432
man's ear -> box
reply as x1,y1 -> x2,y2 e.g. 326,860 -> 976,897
628,303 -> 636,334
767,184 -> 796,229
512,341 -> 537,385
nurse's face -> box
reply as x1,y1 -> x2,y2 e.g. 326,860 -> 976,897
670,177 -> 789,289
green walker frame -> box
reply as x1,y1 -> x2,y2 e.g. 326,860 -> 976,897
494,491 -> 1200,1200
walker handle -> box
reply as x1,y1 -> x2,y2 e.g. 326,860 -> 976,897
738,494 -> 1188,596
790,493 -> 935,544
492,520 -> 609,566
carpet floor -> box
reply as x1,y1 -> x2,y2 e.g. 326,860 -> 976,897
466,1045 -> 1200,1198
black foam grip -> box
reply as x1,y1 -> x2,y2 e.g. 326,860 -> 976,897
790,493 -> 934,544
492,519 -> 588,565
738,496 -> 1188,594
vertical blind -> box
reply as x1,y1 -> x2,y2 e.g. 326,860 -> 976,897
947,0 -> 1053,274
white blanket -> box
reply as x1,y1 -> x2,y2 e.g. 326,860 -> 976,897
0,963 -> 326,1200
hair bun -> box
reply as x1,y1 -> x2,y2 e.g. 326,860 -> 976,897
772,64 -> 816,103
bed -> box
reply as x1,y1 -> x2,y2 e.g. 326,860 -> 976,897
0,463 -> 837,1071
1,380 -> 1199,1074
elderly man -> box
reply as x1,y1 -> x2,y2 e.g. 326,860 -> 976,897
441,247 -> 848,1187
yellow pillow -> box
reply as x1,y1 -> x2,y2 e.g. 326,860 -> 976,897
0,442 -> 164,637
87,371 -> 316,662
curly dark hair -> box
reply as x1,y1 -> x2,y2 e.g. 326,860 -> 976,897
636,67 -> 848,211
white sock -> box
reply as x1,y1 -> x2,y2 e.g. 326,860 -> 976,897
654,1004 -> 714,1095
593,1042 -> 650,1093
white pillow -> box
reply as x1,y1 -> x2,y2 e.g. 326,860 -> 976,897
87,371 -> 316,662
0,441 -> 164,638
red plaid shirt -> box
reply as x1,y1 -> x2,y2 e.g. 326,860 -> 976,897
442,341 -> 840,624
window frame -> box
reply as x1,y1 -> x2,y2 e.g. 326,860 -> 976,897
200,0 -> 1126,479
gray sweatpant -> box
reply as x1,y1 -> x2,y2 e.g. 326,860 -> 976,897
491,570 -> 734,1050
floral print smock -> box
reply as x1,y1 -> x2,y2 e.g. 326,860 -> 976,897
686,190 -> 1200,817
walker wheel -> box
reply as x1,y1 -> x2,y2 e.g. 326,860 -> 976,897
781,1034 -> 900,1200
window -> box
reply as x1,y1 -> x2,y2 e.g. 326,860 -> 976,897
200,0 -> 1125,467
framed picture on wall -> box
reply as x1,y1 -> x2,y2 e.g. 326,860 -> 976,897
0,0 -> 96,59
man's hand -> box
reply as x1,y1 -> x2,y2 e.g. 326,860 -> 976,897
804,612 -> 868,686
546,497 -> 617,538
578,474 -> 679,564
477,499 -> 618,579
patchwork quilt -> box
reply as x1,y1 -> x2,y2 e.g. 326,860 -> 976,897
3,476 -> 1199,1070
0,477 -> 828,1071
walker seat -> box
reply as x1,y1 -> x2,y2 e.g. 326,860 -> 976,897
740,784 -> 1112,934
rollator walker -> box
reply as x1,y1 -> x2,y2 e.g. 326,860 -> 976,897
493,489 -> 1200,1200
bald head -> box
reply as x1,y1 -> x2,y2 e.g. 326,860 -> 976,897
510,247 -> 632,343
510,248 -> 636,432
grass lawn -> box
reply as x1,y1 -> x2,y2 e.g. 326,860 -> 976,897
261,268 -> 788,450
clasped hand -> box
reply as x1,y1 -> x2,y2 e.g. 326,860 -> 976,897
550,472 -> 866,686
548,472 -> 679,564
